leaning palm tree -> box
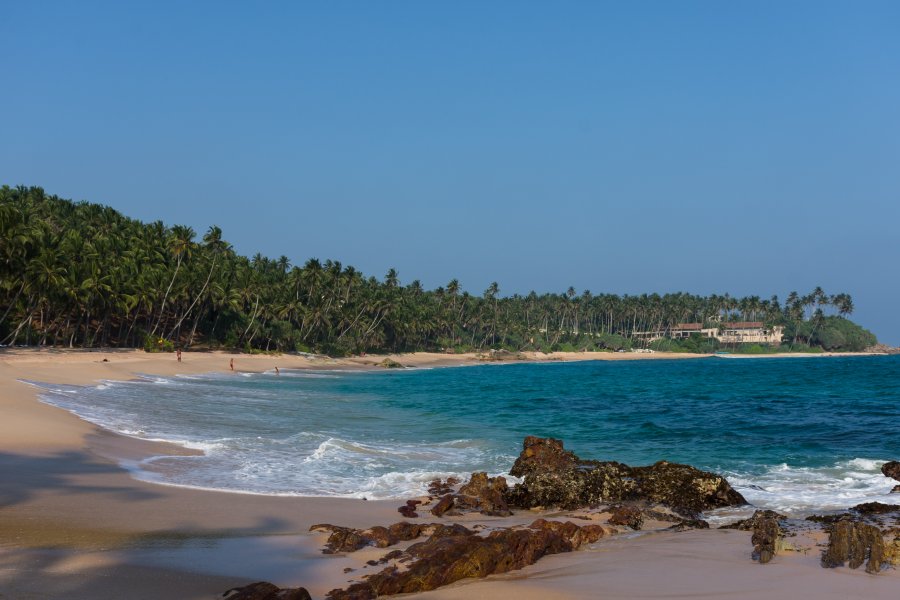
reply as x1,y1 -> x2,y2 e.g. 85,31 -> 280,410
166,225 -> 231,342
150,225 -> 195,338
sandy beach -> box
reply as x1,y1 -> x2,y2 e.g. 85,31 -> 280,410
1,348 -> 896,599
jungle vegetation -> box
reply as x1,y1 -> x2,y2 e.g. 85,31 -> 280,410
0,186 -> 877,354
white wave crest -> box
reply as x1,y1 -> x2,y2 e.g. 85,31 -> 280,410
728,458 -> 897,516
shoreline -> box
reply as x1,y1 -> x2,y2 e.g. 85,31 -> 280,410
1,348 -> 897,599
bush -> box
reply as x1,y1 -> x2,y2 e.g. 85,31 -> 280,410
143,336 -> 174,353
735,344 -> 772,355
597,333 -> 629,351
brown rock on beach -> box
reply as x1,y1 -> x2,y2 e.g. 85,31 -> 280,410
223,581 -> 312,600
821,520 -> 888,574
506,436 -> 746,514
325,519 -> 605,600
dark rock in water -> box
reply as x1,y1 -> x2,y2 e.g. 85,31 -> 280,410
607,505 -> 644,530
821,520 -> 887,574
378,358 -> 404,368
806,513 -> 852,525
881,461 -> 900,482
222,582 -> 312,600
428,477 -> 460,496
325,519 -> 605,600
310,522 -> 428,553
851,502 -> 900,515
457,471 -> 511,516
892,485 -> 900,494
507,436 -> 746,514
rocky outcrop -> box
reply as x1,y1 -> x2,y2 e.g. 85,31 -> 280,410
397,499 -> 420,518
750,515 -> 782,564
507,436 -> 746,514
428,477 -> 460,496
378,358 -> 404,368
607,505 -> 643,529
223,582 -> 312,600
429,472 -> 511,517
865,344 -> 900,355
325,519 -> 605,600
821,520 -> 888,574
457,472 -> 512,516
720,509 -> 787,531
852,502 -> 900,515
310,522 -> 429,554
882,461 -> 900,482
430,494 -> 456,517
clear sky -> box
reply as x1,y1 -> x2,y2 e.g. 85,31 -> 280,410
3,1 -> 899,344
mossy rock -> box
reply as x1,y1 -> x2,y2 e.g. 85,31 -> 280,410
378,358 -> 404,368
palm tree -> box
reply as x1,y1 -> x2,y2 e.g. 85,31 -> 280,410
150,224 -> 195,338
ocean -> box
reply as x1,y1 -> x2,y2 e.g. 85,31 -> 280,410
31,355 -> 900,518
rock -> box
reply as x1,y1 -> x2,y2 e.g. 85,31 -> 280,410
507,436 -> 746,514
892,485 -> 900,494
641,508 -> 709,530
721,510 -> 787,531
822,519 -> 888,574
428,523 -> 473,539
398,499 -> 420,518
378,358 -> 404,368
430,494 -> 456,517
325,519 -> 604,600
865,344 -> 900,355
457,472 -> 512,516
310,524 -> 369,554
881,461 -> 900,482
851,502 -> 900,515
310,522 -> 428,553
806,513 -> 851,525
720,512 -> 785,564
388,521 -> 428,541
607,505 -> 643,530
428,477 -> 460,496
666,519 -> 710,532
750,514 -> 782,564
222,582 -> 312,600
509,436 -> 578,478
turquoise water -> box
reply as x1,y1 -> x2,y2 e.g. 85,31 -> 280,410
33,355 -> 900,515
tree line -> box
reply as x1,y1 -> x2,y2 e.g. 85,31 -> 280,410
0,186 -> 876,354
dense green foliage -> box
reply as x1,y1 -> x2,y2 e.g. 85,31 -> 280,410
786,316 -> 877,352
0,186 -> 875,354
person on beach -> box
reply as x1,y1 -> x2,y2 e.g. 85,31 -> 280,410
176,348 -> 182,362
230,358 -> 234,371
275,366 -> 279,375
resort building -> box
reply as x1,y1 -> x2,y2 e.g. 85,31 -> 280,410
632,322 -> 784,345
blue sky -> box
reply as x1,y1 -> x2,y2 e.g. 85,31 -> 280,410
3,2 -> 899,344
